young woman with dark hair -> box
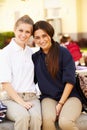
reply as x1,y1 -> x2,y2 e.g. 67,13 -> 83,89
32,20 -> 82,130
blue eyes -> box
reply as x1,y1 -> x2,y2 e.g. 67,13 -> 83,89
19,30 -> 30,34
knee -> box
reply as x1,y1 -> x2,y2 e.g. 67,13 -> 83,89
43,114 -> 56,124
31,111 -> 41,120
14,112 -> 30,129
16,111 -> 30,122
59,117 -> 74,130
30,111 -> 42,126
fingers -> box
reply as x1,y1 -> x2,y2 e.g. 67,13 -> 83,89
23,102 -> 33,110
56,104 -> 62,116
56,110 -> 60,116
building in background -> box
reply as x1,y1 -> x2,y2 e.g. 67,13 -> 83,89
0,0 -> 87,42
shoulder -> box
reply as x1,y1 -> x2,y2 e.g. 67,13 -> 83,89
0,45 -> 9,58
32,50 -> 41,63
67,42 -> 80,48
59,45 -> 72,56
26,46 -> 33,54
31,47 -> 40,54
59,45 -> 74,65
0,48 -> 9,67
32,49 -> 41,57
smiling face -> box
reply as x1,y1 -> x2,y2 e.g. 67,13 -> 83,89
14,23 -> 33,48
34,29 -> 52,54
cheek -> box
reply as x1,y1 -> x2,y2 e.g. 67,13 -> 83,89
48,36 -> 51,42
27,34 -> 31,38
14,31 -> 20,37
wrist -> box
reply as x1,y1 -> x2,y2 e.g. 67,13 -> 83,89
58,101 -> 64,106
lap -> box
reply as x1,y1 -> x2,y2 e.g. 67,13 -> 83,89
2,97 -> 41,121
41,98 -> 57,120
29,98 -> 41,119
59,97 -> 82,120
2,100 -> 29,121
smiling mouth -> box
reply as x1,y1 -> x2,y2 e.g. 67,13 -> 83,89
20,38 -> 26,41
40,43 -> 46,46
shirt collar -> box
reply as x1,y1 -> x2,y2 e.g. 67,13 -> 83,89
10,38 -> 28,52
38,48 -> 46,57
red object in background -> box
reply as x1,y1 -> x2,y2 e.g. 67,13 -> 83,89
66,42 -> 82,61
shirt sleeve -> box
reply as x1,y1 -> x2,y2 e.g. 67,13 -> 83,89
0,51 -> 12,83
61,47 -> 76,85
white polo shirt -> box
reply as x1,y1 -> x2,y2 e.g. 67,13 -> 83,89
0,38 -> 37,93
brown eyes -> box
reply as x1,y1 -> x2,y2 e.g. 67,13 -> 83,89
34,37 -> 40,40
34,34 -> 47,40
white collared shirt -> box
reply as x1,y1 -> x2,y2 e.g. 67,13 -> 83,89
0,38 -> 37,93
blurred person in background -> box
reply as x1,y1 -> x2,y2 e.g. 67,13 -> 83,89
60,35 -> 82,66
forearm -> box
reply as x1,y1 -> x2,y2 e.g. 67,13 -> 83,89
59,83 -> 74,105
2,82 -> 25,105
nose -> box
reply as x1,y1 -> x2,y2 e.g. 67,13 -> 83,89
40,37 -> 44,43
22,32 -> 26,37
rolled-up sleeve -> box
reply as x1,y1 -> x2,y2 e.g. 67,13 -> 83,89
0,51 -> 11,83
61,47 -> 76,85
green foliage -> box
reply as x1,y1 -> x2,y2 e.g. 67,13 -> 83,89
81,48 -> 87,53
0,31 -> 14,49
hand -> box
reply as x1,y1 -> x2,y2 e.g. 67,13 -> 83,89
22,101 -> 33,110
56,103 -> 63,117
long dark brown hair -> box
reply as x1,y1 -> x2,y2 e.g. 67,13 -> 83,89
33,21 -> 59,79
